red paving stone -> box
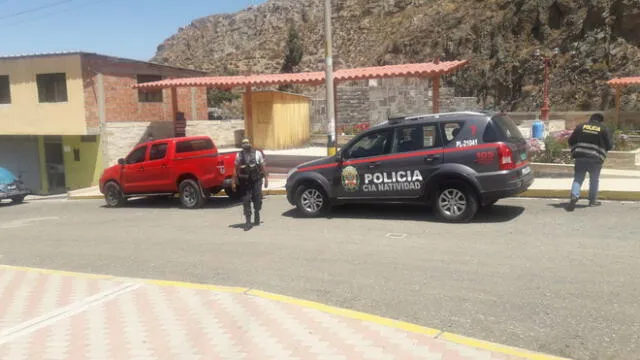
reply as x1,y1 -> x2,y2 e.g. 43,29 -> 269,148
0,267 -> 562,360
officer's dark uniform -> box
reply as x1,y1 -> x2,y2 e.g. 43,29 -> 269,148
566,113 -> 613,210
235,146 -> 265,229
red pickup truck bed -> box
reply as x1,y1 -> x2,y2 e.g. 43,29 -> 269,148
99,136 -> 242,209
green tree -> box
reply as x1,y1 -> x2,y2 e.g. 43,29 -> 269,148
279,24 -> 303,92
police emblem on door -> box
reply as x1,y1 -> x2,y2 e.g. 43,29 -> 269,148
341,166 -> 360,192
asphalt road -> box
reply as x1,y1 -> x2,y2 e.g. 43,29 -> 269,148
1,196 -> 639,360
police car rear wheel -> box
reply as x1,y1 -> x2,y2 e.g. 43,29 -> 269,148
434,182 -> 478,223
295,184 -> 327,217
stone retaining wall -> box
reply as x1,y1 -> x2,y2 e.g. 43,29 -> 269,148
185,120 -> 245,148
102,122 -> 174,167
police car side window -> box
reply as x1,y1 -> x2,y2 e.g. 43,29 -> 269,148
346,130 -> 390,159
392,125 -> 439,153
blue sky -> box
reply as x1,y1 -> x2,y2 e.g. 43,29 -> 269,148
0,0 -> 267,61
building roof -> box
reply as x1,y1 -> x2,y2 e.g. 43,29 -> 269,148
608,76 -> 640,87
0,51 -> 206,75
132,60 -> 469,90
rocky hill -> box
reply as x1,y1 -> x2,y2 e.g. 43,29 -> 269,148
152,0 -> 640,112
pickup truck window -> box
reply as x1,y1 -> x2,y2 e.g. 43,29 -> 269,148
176,139 -> 214,153
126,146 -> 147,164
150,143 -> 168,161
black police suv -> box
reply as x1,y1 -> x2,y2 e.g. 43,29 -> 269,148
285,111 -> 534,222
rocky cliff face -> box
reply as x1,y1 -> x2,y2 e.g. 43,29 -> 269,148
152,0 -> 640,112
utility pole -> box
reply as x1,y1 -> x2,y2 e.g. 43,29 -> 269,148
324,0 -> 336,156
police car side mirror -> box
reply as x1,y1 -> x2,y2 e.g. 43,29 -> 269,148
118,158 -> 125,166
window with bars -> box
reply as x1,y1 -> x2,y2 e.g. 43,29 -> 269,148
0,75 -> 11,104
137,74 -> 163,103
36,73 -> 68,103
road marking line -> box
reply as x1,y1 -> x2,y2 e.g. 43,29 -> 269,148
0,265 -> 113,280
386,233 -> 407,239
246,289 -> 441,337
0,282 -> 140,345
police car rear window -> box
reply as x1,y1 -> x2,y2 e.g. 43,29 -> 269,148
491,115 -> 524,141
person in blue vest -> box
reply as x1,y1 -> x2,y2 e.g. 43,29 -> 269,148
566,113 -> 613,211
232,138 -> 268,230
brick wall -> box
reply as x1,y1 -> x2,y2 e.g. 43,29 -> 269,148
81,54 -> 208,127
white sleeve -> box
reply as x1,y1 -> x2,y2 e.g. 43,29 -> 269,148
257,151 -> 265,164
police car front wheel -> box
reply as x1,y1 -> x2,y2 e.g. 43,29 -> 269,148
295,184 -> 328,217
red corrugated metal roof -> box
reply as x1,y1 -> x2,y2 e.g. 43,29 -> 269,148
608,77 -> 640,86
133,60 -> 468,90
335,60 -> 468,81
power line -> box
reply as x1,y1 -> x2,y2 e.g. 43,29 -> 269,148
0,0 -> 106,27
0,0 -> 75,21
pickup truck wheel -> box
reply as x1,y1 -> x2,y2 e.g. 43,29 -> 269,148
433,182 -> 478,223
179,179 -> 205,209
104,182 -> 126,208
11,195 -> 25,204
295,184 -> 329,217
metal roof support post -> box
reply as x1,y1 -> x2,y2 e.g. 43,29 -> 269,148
244,86 -> 253,142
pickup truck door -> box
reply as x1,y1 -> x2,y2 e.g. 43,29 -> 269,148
143,142 -> 173,192
121,144 -> 149,194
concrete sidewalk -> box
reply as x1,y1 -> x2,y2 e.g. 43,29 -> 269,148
64,175 -> 640,201
0,265 -> 569,360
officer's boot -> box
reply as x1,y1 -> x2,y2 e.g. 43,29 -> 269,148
244,215 -> 252,231
254,212 -> 261,226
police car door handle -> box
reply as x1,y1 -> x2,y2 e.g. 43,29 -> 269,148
367,162 -> 380,169
425,155 -> 440,163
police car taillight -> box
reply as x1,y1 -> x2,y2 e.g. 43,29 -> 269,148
497,143 -> 515,170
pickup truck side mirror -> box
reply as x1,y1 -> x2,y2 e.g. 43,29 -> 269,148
118,158 -> 125,165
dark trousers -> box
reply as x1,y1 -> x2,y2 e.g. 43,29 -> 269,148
241,180 -> 263,219
571,158 -> 603,202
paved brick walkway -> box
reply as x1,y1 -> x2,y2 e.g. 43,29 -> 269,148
0,266 -> 563,359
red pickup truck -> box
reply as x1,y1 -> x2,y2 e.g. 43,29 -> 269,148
99,136 -> 242,209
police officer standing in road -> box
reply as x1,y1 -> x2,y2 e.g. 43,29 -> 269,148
232,138 -> 268,230
566,113 -> 613,211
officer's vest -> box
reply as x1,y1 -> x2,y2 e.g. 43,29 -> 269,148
571,122 -> 608,162
238,150 -> 261,183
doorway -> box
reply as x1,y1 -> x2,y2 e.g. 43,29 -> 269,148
43,136 -> 66,194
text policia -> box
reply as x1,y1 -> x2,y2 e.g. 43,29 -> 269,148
362,170 -> 423,192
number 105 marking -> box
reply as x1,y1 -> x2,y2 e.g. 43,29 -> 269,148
476,151 -> 495,163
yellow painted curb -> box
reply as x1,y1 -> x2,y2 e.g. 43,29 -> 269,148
0,264 -> 113,280
246,289 -> 441,337
438,332 -> 571,360
145,279 -> 248,294
518,189 -> 640,201
0,264 -> 570,359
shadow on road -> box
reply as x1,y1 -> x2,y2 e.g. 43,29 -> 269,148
0,201 -> 25,208
99,196 -> 243,210
282,203 -> 525,224
547,202 -> 589,211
